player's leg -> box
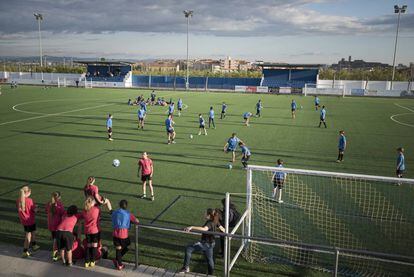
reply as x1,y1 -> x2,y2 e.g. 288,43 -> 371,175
212,118 -> 215,128
277,184 -> 283,203
141,179 -> 147,198
148,177 -> 154,201
198,128 -> 202,136
337,150 -> 341,162
232,151 -> 236,163
171,131 -> 176,143
208,117 -> 211,128
323,120 -> 327,128
204,126 -> 207,135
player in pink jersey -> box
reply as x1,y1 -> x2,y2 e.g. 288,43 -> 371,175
45,191 -> 65,261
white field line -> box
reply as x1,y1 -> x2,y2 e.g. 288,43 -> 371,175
390,103 -> 414,128
0,103 -> 114,126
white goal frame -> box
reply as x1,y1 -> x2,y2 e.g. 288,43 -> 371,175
84,78 -> 93,88
223,165 -> 414,276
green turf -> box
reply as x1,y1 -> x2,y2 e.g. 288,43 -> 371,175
0,85 -> 413,276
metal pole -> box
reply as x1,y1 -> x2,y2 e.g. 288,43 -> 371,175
391,11 -> 401,90
224,192 -> 230,277
334,249 -> 339,277
37,18 -> 43,67
135,225 -> 139,269
186,15 -> 190,90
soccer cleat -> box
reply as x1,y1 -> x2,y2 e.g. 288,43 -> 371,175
336,160 -> 341,163
90,261 -> 95,267
112,259 -> 118,269
151,195 -> 155,201
140,194 -> 146,199
277,200 -> 284,204
108,138 -> 113,141
85,262 -> 90,268
117,263 -> 125,270
172,141 -> 176,144
178,267 -> 190,274
66,262 -> 73,267
52,250 -> 59,261
22,251 -> 31,258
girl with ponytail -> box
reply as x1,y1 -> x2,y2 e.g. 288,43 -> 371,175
83,176 -> 111,211
179,208 -> 225,275
16,186 -> 39,258
45,191 -> 64,261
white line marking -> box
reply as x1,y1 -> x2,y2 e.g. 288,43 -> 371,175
395,103 -> 414,113
0,103 -> 114,126
390,103 -> 414,128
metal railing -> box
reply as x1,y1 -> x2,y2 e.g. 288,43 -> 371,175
133,222 -> 414,277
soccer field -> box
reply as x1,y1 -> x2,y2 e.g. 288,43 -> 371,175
0,85 -> 413,276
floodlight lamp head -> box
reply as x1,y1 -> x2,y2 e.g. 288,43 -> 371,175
183,10 -> 193,17
34,13 -> 43,20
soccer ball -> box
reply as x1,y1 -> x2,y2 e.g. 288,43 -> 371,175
189,134 -> 193,139
228,164 -> 233,169
112,159 -> 120,167
300,105 -> 303,109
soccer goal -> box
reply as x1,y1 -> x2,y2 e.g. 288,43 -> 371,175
304,83 -> 345,97
227,165 -> 414,276
84,78 -> 93,88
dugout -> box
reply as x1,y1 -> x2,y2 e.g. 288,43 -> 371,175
259,63 -> 322,93
75,61 -> 133,82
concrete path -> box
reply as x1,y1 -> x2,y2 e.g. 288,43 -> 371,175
0,243 -> 209,277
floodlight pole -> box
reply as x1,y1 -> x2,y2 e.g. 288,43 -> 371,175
391,5 -> 407,90
184,10 -> 193,90
34,13 -> 44,81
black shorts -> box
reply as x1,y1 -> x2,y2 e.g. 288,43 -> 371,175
141,174 -> 152,182
23,224 -> 36,233
338,148 -> 345,153
291,109 -> 296,112
199,124 -> 205,129
273,179 -> 284,189
86,232 -> 101,244
113,237 -> 131,249
178,107 -> 182,111
396,169 -> 405,175
242,155 -> 251,162
51,230 -> 58,239
56,231 -> 74,251
320,117 -> 325,121
138,117 -> 144,121
108,127 -> 112,133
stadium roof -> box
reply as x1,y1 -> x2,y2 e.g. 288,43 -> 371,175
257,63 -> 324,69
74,60 -> 134,66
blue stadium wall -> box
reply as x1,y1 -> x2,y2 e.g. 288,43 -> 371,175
132,75 -> 261,90
262,69 -> 318,88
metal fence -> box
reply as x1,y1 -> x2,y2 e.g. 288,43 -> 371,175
133,222 -> 414,277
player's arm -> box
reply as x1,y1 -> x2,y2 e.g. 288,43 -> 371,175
137,161 -> 141,175
223,142 -> 229,151
131,214 -> 139,225
150,163 -> 153,177
184,226 -> 208,232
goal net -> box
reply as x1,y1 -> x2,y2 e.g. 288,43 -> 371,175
242,165 -> 414,276
304,83 -> 345,97
84,78 -> 93,88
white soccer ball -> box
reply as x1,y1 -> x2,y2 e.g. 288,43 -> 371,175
228,164 -> 233,169
300,105 -> 303,109
112,159 -> 120,167
189,134 -> 193,139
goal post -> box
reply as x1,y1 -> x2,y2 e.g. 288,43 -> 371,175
304,83 -> 345,97
84,78 -> 93,88
238,165 -> 414,276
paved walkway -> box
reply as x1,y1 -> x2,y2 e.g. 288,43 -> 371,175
0,243 -> 208,277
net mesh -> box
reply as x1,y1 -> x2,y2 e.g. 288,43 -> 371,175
244,168 -> 414,276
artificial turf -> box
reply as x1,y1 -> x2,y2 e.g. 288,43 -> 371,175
0,85 -> 413,276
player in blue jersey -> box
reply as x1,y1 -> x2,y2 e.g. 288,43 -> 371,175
138,108 -> 146,130
220,102 -> 227,119
243,112 -> 253,126
256,100 -> 262,117
140,100 -> 147,113
177,98 -> 183,117
272,159 -> 286,203
168,102 -> 175,117
150,91 -> 156,105
318,106 -> 327,128
239,142 -> 251,169
291,100 -> 297,119
314,96 -> 320,110
336,130 -> 347,163
208,107 -> 216,129
396,147 -> 405,179
106,114 -> 113,141
224,133 -> 242,163
165,114 -> 176,144
198,114 -> 207,136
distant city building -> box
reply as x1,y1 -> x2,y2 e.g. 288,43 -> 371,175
143,60 -> 180,72
220,56 -> 239,71
332,56 -> 391,70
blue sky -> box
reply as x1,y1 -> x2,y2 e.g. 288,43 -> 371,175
0,0 -> 413,64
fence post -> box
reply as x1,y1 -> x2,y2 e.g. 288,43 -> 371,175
224,192 -> 230,277
135,224 -> 139,269
333,248 -> 339,277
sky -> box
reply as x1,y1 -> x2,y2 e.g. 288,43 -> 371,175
0,0 -> 413,64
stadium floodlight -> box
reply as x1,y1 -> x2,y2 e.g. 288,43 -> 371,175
391,5 -> 407,89
33,13 -> 43,68
183,10 -> 193,90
